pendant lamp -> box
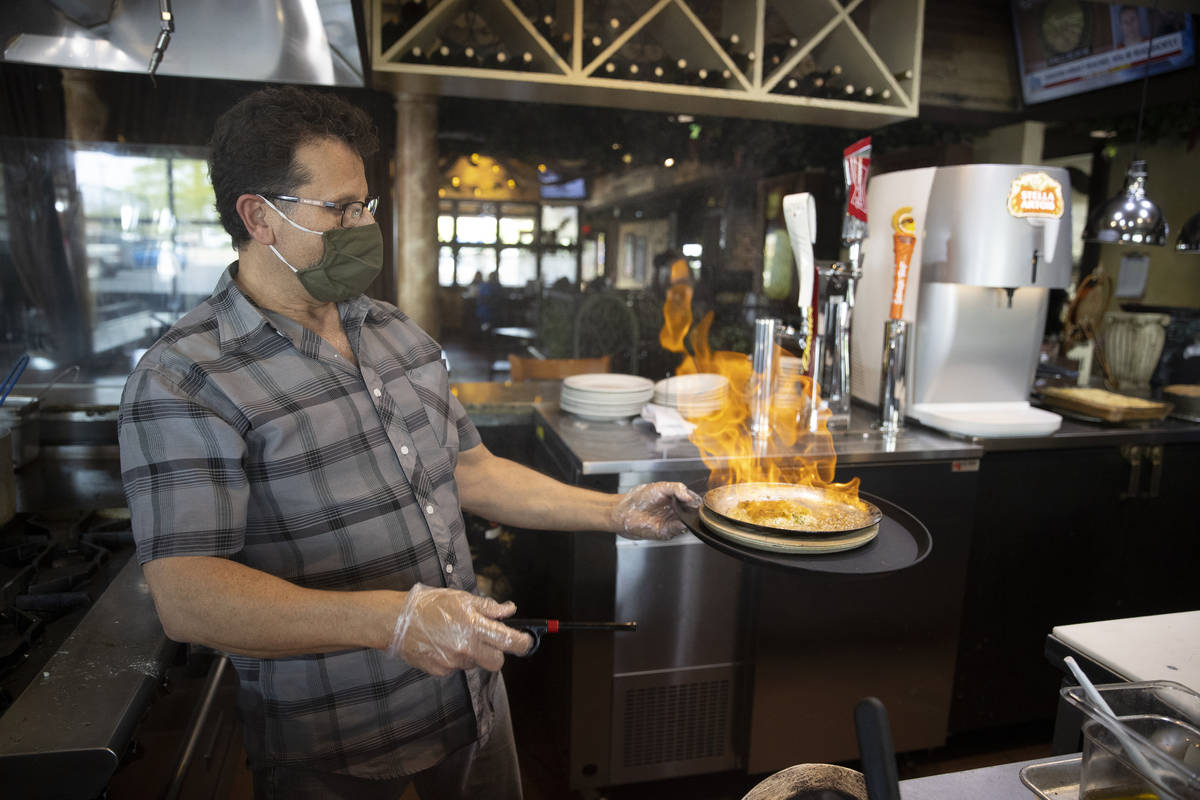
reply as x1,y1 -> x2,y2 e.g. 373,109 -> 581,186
1082,159 -> 1169,245
1176,212 -> 1200,254
1082,5 -> 1169,246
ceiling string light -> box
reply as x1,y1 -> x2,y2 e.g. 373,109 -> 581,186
1082,1 -> 1169,247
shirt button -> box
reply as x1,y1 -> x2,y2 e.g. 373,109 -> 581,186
400,445 -> 409,455
373,388 -> 382,397
445,563 -> 454,574
425,504 -> 435,514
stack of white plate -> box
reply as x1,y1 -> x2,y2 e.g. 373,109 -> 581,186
560,373 -> 655,421
775,356 -> 807,410
740,357 -> 814,414
654,373 -> 729,418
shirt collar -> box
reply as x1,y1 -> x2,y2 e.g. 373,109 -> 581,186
211,263 -> 380,352
213,263 -> 272,351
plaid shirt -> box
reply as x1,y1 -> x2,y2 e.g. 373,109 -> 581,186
119,265 -> 495,778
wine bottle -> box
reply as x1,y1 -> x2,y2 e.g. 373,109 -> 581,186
381,13 -> 403,52
399,0 -> 426,31
484,48 -> 510,69
585,32 -> 606,62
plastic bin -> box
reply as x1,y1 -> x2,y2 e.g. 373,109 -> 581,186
1061,679 -> 1200,800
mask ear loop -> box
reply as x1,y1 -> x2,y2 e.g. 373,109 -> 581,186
257,195 -> 321,273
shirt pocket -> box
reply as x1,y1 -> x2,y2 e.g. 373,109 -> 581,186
405,358 -> 456,450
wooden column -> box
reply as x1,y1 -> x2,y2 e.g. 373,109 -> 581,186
393,92 -> 439,337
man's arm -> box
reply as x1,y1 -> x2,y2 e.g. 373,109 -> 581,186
142,555 -> 403,658
143,556 -> 531,672
454,442 -> 699,537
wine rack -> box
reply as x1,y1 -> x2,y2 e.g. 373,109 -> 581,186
370,0 -> 923,128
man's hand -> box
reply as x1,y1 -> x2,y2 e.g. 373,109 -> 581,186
387,584 -> 534,676
611,482 -> 701,541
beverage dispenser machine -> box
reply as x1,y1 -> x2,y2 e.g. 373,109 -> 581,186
851,164 -> 1073,437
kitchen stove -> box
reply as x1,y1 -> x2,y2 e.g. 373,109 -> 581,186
0,511 -> 134,716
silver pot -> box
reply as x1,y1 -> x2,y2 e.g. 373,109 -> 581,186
0,395 -> 40,468
0,426 -> 14,526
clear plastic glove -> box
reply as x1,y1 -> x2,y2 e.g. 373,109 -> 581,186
611,481 -> 701,541
387,583 -> 534,676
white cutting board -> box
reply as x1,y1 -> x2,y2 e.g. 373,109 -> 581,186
909,401 -> 1062,437
1052,611 -> 1200,689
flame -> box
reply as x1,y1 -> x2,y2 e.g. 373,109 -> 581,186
660,271 -> 861,510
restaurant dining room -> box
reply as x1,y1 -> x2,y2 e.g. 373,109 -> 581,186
1,1 -> 1198,799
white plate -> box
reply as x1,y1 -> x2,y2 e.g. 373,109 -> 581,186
561,400 -> 645,417
699,506 -> 879,554
562,407 -> 641,421
563,373 -> 654,394
562,388 -> 653,405
654,374 -> 729,398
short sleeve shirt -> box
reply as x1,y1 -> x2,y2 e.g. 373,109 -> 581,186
118,265 -> 493,777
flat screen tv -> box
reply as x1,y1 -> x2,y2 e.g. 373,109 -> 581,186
1011,1 -> 1195,104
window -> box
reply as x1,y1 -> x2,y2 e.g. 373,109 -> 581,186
1,142 -> 231,380
436,199 -> 580,289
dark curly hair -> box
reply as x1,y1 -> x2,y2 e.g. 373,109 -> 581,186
208,86 -> 379,248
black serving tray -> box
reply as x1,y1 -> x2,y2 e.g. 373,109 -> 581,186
674,491 -> 931,576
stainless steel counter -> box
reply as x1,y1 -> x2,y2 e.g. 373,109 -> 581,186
533,401 -> 1200,482
533,403 -> 984,481
0,555 -> 177,799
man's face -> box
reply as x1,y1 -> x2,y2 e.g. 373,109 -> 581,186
268,137 -> 371,270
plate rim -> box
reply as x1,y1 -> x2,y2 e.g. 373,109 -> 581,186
703,482 -> 883,537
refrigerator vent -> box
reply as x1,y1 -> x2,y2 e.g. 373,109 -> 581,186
620,679 -> 730,768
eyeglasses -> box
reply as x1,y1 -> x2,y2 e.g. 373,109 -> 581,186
264,194 -> 380,227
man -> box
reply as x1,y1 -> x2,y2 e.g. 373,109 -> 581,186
118,86 -> 699,799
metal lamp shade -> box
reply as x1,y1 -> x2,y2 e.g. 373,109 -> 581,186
1175,212 -> 1200,254
1083,160 -> 1169,246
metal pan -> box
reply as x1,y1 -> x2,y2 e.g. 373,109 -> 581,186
703,482 -> 882,538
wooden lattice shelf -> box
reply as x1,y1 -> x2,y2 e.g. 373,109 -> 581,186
370,0 -> 924,128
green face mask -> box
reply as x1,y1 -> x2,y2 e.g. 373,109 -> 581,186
260,195 -> 383,303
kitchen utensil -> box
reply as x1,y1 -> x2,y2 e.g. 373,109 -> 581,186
505,618 -> 637,655
703,482 -> 882,537
1019,755 -> 1084,800
853,697 -> 901,800
876,319 -> 909,433
0,354 -> 29,407
673,493 -> 931,576
1062,657 -> 1158,787
1060,675 -> 1200,800
0,365 -> 80,467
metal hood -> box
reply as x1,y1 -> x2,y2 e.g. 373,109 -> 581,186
2,0 -> 365,87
